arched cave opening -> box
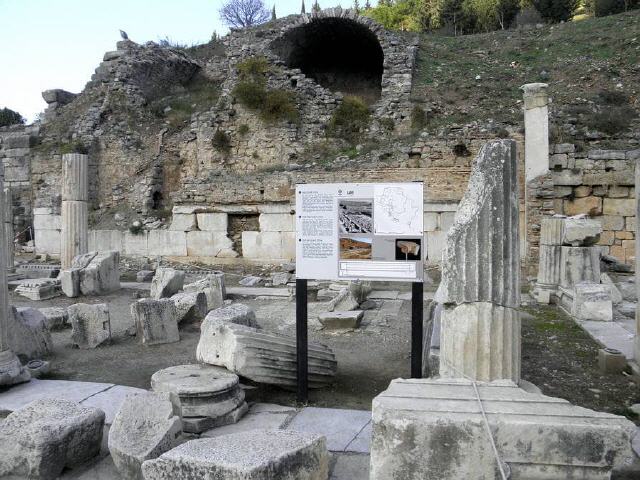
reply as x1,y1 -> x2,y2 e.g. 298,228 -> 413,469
270,18 -> 384,103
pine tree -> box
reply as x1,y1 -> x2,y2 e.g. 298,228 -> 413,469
354,0 -> 360,12
301,0 -> 306,13
312,0 -> 321,13
365,0 -> 371,8
271,4 -> 276,19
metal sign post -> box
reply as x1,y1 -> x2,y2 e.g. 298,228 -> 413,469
296,278 -> 309,403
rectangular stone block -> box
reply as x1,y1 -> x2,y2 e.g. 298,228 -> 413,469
539,217 -> 564,246
439,212 -> 456,232
34,229 -> 61,255
242,231 -> 291,260
196,213 -> 227,232
258,213 -> 294,232
168,213 -> 197,231
552,170 -> 582,186
370,379 -> 636,480
186,231 -> 234,257
564,196 -> 602,216
559,246 -> 600,288
572,282 -> 613,321
423,212 -> 438,232
599,215 -> 625,231
426,231 -> 445,263
88,230 -> 123,252
124,231 -> 148,256
148,231 -> 187,256
33,214 -> 61,230
603,198 -> 635,216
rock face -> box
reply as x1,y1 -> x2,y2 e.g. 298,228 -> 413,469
435,140 -> 521,384
0,398 -> 105,480
370,379 -> 637,480
572,282 -> 613,321
141,430 -> 329,480
151,364 -> 246,434
131,298 -> 179,345
183,272 -> 225,310
108,392 -> 182,480
68,303 -> 112,349
150,268 -> 185,299
170,291 -> 207,323
8,307 -> 53,360
203,303 -> 258,328
197,321 -> 336,389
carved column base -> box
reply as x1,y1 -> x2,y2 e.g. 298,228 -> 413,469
0,350 -> 30,387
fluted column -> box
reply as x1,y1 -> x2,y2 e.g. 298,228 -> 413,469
636,158 -> 640,364
3,187 -> 13,272
0,166 -> 29,385
61,153 -> 89,269
436,140 -> 521,383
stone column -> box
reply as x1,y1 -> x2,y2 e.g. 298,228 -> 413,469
0,167 -> 29,386
61,153 -> 89,269
3,187 -> 13,272
521,83 -> 549,183
435,139 -> 521,383
636,158 -> 640,364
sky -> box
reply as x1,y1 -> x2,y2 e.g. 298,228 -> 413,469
0,0 -> 352,123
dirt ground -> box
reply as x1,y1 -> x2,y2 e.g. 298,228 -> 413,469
8,281 -> 640,418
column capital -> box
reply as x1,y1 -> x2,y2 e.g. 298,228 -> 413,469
521,82 -> 549,110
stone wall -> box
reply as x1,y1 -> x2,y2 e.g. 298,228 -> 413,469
526,144 -> 639,276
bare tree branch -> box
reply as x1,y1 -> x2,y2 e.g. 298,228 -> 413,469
219,0 -> 271,29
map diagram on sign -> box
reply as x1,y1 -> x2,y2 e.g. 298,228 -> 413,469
374,185 -> 422,235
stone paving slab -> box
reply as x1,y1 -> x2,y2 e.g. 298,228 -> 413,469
330,453 -> 370,480
578,320 -> 635,359
227,286 -> 292,297
0,379 -> 114,413
344,420 -> 372,453
120,282 -> 151,291
79,385 -> 147,425
286,407 -> 371,452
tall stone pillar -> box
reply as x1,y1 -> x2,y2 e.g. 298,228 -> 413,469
435,139 -> 521,383
0,167 -> 29,386
636,158 -> 640,364
61,153 -> 89,269
3,187 -> 13,272
521,83 -> 549,183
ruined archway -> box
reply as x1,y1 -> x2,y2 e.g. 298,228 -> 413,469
270,17 -> 384,103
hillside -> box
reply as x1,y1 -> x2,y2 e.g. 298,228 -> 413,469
413,10 -> 640,142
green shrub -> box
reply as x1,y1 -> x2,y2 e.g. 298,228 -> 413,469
410,105 -> 427,130
379,117 -> 395,132
129,223 -> 143,235
0,107 -> 24,127
533,0 -> 578,22
237,56 -> 270,81
233,81 -> 267,110
238,124 -> 250,135
587,0 -> 626,16
597,90 -> 629,106
212,130 -> 232,152
585,106 -> 637,135
59,140 -> 88,154
261,90 -> 299,123
328,96 -> 371,142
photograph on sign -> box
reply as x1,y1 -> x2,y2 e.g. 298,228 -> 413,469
295,182 -> 424,282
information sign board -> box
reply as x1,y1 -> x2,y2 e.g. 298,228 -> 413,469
295,182 -> 424,282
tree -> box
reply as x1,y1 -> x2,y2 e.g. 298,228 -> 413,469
532,0 -> 578,21
272,4 -> 276,19
301,0 -> 306,13
354,0 -> 360,12
0,108 -> 25,128
219,0 -> 271,29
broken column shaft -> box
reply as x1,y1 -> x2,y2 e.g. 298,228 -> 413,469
61,153 -> 89,269
0,167 -> 29,385
3,187 -> 13,272
521,83 -> 549,183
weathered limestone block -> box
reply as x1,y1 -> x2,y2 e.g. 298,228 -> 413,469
186,231 -> 235,257
572,283 -> 613,322
435,140 -> 519,309
318,311 -> 363,330
203,303 -> 258,328
196,212 -> 227,232
108,392 -> 182,480
42,89 -> 77,106
141,430 -> 329,480
170,291 -> 207,323
38,307 -> 68,330
9,307 -> 53,361
60,268 -> 81,297
271,271 -> 291,286
151,364 -> 245,419
539,217 -> 565,245
68,303 -> 112,349
196,321 -> 336,389
179,402 -> 248,434
562,217 -> 602,246
183,272 -> 225,310
559,246 -> 600,288
150,268 -> 185,299
327,281 -> 371,312
370,379 -> 637,480
532,244 -> 561,304
132,298 -> 179,346
15,278 -> 60,300
440,302 -> 520,383
79,250 -> 121,295
0,399 -> 104,480
168,213 -> 197,231
522,83 -> 549,183
137,270 -> 155,282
